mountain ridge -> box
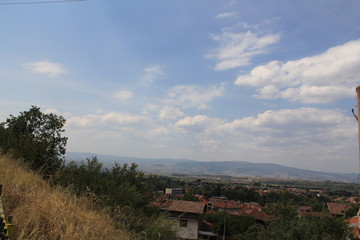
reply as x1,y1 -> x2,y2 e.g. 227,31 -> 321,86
66,152 -> 358,182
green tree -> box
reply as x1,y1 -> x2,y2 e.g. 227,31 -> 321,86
181,192 -> 199,201
0,106 -> 67,176
240,204 -> 353,240
205,212 -> 256,237
222,186 -> 260,202
57,157 -> 176,238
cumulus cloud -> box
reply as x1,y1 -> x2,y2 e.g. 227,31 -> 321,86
168,107 -> 355,164
140,65 -> 164,84
209,30 -> 280,70
164,83 -> 226,109
113,90 -> 133,102
158,106 -> 185,121
67,112 -> 149,128
22,61 -> 66,77
44,108 -> 61,115
101,112 -> 148,124
216,12 -> 237,18
219,108 -> 354,145
235,39 -> 360,103
175,115 -> 223,133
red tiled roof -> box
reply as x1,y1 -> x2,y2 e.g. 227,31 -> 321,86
195,195 -> 209,204
229,203 -> 275,222
162,200 -> 206,214
232,208 -> 274,222
213,200 -> 242,209
348,216 -> 359,225
151,198 -> 173,208
327,203 -> 351,216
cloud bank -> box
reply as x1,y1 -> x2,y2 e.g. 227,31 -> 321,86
235,40 -> 360,103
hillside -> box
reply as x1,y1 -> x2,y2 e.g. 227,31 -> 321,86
0,153 -> 133,240
67,152 -> 358,182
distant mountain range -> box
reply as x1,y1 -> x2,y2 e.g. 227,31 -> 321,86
66,152 -> 358,183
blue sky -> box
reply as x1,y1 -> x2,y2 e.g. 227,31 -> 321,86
1,0 -> 360,173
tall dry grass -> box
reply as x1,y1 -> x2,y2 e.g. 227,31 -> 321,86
0,153 -> 134,240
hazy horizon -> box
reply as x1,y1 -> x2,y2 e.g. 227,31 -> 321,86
66,151 -> 358,175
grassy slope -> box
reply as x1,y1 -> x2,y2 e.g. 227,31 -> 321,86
0,153 -> 133,240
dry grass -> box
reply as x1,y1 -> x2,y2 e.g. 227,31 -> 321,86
0,153 -> 134,240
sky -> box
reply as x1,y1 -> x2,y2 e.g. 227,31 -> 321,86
1,0 -> 360,173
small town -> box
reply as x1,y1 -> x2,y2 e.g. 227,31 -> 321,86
150,178 -> 360,239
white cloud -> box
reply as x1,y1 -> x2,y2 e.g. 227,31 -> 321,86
67,112 -> 149,128
235,39 -> 360,103
149,126 -> 170,137
175,115 -> 223,133
197,103 -> 210,110
164,83 -> 226,109
209,30 -> 280,70
219,108 -> 354,143
175,115 -> 210,128
140,65 -> 164,84
44,108 -> 60,115
216,12 -> 237,18
142,103 -> 161,115
158,106 -> 185,121
100,112 -> 148,125
44,108 -> 72,118
22,61 -> 66,77
113,90 -> 133,102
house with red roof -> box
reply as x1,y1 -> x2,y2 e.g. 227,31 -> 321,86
160,200 -> 207,240
327,202 -> 351,217
231,202 -> 274,223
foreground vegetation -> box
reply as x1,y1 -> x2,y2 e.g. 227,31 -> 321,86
54,157 -> 175,240
0,153 -> 132,240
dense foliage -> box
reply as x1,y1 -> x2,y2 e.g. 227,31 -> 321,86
56,157 -> 156,208
240,210 -> 353,240
0,106 -> 67,176
222,186 -> 260,202
55,156 -> 175,239
205,212 -> 256,236
258,191 -> 327,212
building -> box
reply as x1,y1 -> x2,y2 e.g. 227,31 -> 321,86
161,199 -> 207,240
327,203 -> 351,217
165,188 -> 184,196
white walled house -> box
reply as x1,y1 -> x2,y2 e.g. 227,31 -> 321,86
161,200 -> 207,240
